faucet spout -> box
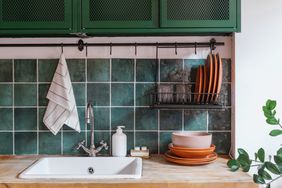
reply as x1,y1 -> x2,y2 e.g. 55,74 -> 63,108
76,102 -> 108,157
86,103 -> 95,149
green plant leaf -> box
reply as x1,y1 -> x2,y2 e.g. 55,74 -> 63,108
257,148 -> 265,162
258,168 -> 272,180
265,162 -> 281,175
227,159 -> 240,172
269,130 -> 282,136
277,148 -> 282,157
255,153 -> 258,161
266,184 -> 270,188
253,174 -> 265,184
238,148 -> 250,159
241,164 -> 251,172
237,154 -> 251,172
266,118 -> 279,125
274,155 -> 282,169
266,100 -> 277,110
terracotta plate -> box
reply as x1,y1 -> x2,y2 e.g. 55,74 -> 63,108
193,65 -> 203,103
213,53 -> 223,102
205,54 -> 213,103
164,152 -> 218,166
169,143 -> 216,151
211,54 -> 218,103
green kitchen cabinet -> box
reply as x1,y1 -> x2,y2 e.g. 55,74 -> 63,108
160,0 -> 239,30
0,0 -> 76,35
81,0 -> 159,29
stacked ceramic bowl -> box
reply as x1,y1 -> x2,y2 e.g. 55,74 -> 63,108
164,132 -> 217,165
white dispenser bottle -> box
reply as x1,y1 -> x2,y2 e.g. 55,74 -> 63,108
112,126 -> 127,157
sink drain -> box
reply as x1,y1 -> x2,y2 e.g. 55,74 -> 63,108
88,167 -> 94,174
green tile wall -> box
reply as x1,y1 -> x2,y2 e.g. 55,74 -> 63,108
0,58 -> 232,155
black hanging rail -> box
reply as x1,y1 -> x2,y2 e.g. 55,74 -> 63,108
0,38 -> 224,52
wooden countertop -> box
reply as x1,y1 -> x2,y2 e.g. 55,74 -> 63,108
0,156 -> 258,188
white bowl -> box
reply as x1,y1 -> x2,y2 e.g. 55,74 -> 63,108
172,132 -> 212,148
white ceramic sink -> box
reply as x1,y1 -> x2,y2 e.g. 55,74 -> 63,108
19,157 -> 142,179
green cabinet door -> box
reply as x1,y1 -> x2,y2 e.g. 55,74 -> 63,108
160,0 -> 239,29
0,0 -> 74,33
81,0 -> 158,29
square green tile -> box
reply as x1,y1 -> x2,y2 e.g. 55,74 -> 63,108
160,132 -> 173,153
63,107 -> 86,130
63,132 -> 86,155
15,132 -> 37,154
111,83 -> 134,106
87,131 -> 110,155
208,109 -> 231,131
218,84 -> 231,106
112,59 -> 134,82
14,84 -> 37,106
87,59 -> 110,82
160,110 -> 182,130
0,60 -> 12,82
136,83 -> 155,106
135,108 -> 157,130
73,83 -> 85,106
39,132 -> 61,155
184,110 -> 207,131
111,108 -> 134,130
39,108 -> 48,130
38,59 -> 58,82
15,108 -> 37,130
110,131 -> 134,154
184,59 -> 205,82
135,132 -> 158,153
14,59 -> 37,82
160,59 -> 183,82
0,132 -> 13,154
222,59 -> 231,82
87,83 -> 110,106
136,59 -> 157,82
211,132 -> 231,154
0,84 -> 13,106
39,84 -> 50,106
91,108 -> 110,131
66,59 -> 85,82
0,108 -> 13,130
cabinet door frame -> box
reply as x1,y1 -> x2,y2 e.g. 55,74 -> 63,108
160,0 -> 237,28
81,0 -> 159,29
0,0 -> 73,30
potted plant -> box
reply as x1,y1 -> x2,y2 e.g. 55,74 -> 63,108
227,100 -> 282,188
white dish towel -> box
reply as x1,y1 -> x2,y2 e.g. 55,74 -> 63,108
43,53 -> 81,135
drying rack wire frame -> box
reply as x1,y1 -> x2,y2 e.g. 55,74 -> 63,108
149,90 -> 228,110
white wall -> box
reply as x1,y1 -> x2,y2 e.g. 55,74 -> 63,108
235,0 -> 282,187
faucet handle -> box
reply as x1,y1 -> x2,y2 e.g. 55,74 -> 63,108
76,140 -> 86,150
100,140 -> 108,150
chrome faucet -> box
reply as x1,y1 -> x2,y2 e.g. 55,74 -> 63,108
76,103 -> 108,156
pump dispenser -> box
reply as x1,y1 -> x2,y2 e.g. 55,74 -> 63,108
112,126 -> 127,157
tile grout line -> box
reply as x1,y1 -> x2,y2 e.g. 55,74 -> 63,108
157,58 -> 160,154
12,59 -> 15,155
36,59 -> 39,155
133,59 -> 136,149
109,58 -> 112,155
85,58 -> 88,148
0,130 -> 232,133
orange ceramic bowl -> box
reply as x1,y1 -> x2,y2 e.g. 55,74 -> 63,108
172,132 -> 212,148
169,143 -> 216,158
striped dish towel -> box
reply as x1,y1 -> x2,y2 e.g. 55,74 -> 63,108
43,53 -> 81,135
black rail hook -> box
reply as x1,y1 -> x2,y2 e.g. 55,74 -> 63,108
110,43 -> 112,55
156,42 -> 159,60
85,43 -> 88,57
61,43 -> 64,54
209,38 -> 216,54
135,42 -> 137,56
194,42 -> 197,55
175,42 -> 178,55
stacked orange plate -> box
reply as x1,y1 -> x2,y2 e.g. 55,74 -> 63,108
164,143 -> 217,166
